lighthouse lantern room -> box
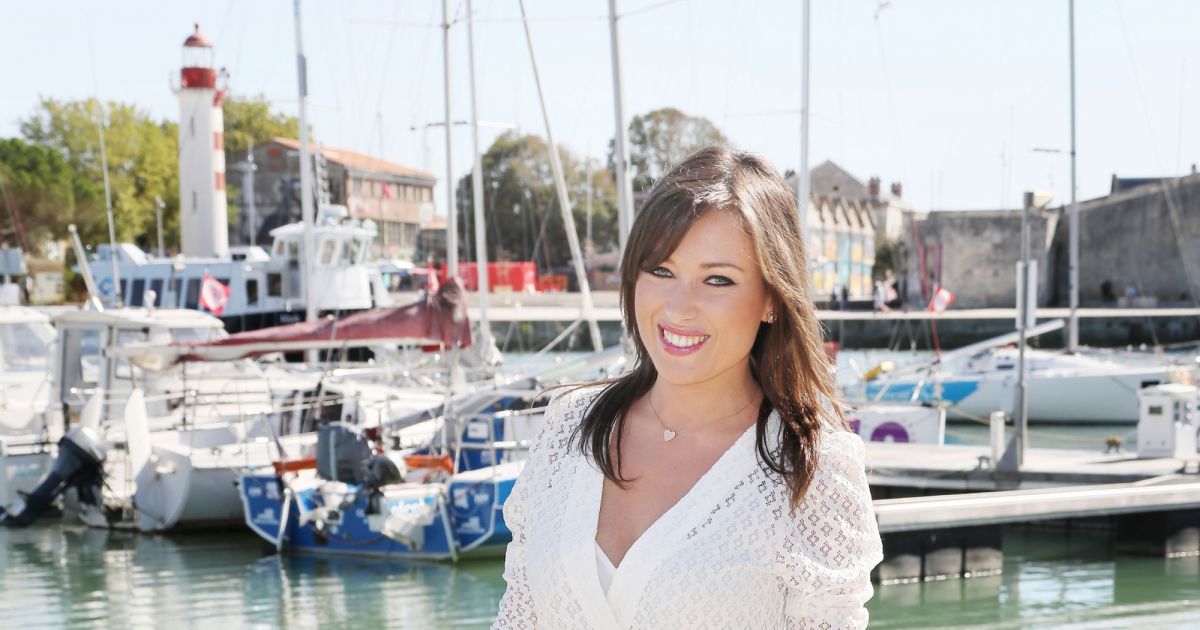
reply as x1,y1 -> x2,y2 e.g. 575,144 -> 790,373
176,23 -> 229,259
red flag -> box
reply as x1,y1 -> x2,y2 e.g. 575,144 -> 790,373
928,286 -> 955,313
382,183 -> 393,199
200,273 -> 231,317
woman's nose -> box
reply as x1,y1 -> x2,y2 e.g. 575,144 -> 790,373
664,280 -> 698,320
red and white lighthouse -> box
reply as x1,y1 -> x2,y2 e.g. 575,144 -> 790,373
175,23 -> 229,258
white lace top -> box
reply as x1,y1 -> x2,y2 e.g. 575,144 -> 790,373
493,385 -> 883,630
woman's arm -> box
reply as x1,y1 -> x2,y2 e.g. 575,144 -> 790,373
492,462 -> 538,629
779,431 -> 883,630
492,387 -> 580,629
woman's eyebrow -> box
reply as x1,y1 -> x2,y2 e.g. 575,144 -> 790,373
699,262 -> 744,272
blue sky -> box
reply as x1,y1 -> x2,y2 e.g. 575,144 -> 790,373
1,0 -> 1196,214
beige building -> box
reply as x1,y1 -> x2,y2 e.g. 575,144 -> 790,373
235,139 -> 436,260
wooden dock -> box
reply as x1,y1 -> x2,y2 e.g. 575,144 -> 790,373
865,442 -> 1200,583
865,442 -> 1192,491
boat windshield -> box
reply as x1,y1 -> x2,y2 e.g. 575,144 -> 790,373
0,322 -> 54,371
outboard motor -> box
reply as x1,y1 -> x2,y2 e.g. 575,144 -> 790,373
316,423 -> 372,484
4,427 -> 108,528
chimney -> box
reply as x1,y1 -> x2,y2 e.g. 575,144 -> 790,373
890,181 -> 903,198
868,177 -> 881,201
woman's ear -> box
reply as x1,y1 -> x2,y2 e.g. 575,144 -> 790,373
761,301 -> 776,323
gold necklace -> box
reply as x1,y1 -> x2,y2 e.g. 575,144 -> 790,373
646,391 -> 760,443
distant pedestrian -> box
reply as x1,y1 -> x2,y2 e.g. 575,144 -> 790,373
873,281 -> 890,312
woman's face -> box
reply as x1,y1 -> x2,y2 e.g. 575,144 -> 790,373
634,209 -> 773,388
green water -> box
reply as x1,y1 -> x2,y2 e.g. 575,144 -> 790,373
3,522 -> 1197,628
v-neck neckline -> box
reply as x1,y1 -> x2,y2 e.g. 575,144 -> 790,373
570,415 -> 767,627
593,419 -> 759,569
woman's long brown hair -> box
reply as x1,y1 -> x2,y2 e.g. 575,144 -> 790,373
572,145 -> 845,509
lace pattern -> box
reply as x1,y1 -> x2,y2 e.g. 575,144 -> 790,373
493,385 -> 883,630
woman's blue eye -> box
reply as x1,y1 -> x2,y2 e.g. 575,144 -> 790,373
648,266 -> 673,278
706,275 -> 735,286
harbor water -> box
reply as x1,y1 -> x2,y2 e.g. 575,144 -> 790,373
3,522 -> 1197,628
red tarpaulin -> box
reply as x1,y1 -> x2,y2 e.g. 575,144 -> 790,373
178,279 -> 472,361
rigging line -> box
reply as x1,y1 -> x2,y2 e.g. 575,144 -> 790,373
1113,0 -> 1200,310
403,2 -> 438,169
370,0 -> 406,162
725,108 -> 841,124
348,19 -> 441,28
871,11 -> 907,184
622,0 -> 689,19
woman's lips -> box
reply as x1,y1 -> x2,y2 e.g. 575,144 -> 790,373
658,324 -> 710,356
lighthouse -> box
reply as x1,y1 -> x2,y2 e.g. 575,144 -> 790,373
175,24 -> 229,258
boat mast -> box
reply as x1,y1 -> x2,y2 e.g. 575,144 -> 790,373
466,0 -> 491,350
608,0 -> 635,254
443,0 -> 458,277
292,0 -> 316,327
797,0 -> 811,236
518,0 -> 603,352
1067,0 -> 1079,352
95,102 -> 122,308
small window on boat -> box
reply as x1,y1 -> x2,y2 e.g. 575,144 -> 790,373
169,278 -> 182,306
319,238 -> 337,265
339,240 -> 354,265
247,278 -> 260,305
129,279 -> 146,307
1148,405 -> 1163,416
120,279 -> 130,304
273,240 -> 286,257
287,241 -> 299,261
149,279 -> 164,306
267,273 -> 282,297
184,278 -> 201,309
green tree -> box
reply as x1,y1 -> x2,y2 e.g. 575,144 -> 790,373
20,97 -> 179,248
0,138 -> 79,252
222,95 -> 300,161
456,133 -> 618,272
613,107 -> 727,193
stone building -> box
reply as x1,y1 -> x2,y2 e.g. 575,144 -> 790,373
231,138 -> 436,260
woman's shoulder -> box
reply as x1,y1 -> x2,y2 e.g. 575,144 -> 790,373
530,382 -> 610,455
546,382 -> 609,418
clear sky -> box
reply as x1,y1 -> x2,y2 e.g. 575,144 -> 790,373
1,0 -> 1196,215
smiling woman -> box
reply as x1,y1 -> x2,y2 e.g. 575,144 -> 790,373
493,146 -> 882,630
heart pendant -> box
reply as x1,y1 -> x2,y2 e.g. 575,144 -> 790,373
663,429 -> 677,442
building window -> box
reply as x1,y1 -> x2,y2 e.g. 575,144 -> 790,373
319,238 -> 337,265
184,278 -> 201,309
267,273 -> 282,297
129,279 -> 146,306
149,279 -> 163,306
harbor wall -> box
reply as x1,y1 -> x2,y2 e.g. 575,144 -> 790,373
1048,172 -> 1200,307
905,171 -> 1200,311
908,210 -> 1057,309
